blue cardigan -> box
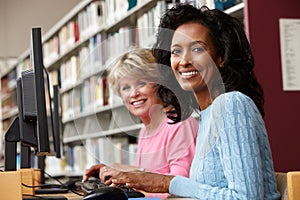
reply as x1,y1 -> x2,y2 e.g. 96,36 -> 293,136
170,91 -> 280,200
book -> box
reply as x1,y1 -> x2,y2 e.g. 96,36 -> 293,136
97,136 -> 129,165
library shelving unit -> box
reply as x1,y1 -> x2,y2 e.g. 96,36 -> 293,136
0,0 -> 245,175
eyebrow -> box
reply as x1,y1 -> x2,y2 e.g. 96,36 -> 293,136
171,40 -> 207,48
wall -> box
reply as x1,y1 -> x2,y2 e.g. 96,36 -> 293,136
245,0 -> 300,171
0,0 -> 81,58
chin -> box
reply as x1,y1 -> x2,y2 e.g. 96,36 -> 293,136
179,82 -> 194,92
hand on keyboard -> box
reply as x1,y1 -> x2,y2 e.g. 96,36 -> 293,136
75,178 -> 106,193
77,178 -> 145,198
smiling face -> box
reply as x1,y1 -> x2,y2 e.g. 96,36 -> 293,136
119,76 -> 161,120
170,22 -> 223,108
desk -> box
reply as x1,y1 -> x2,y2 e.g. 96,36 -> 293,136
35,193 -> 194,200
23,193 -> 82,200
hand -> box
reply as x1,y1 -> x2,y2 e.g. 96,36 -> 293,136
110,163 -> 145,172
101,169 -> 174,193
99,165 -> 122,185
82,163 -> 106,182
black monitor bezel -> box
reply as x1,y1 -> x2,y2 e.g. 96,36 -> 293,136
30,27 -> 51,155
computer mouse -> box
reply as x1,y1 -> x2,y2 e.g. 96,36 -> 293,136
83,186 -> 128,200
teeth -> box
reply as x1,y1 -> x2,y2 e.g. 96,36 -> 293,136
132,100 -> 145,105
181,71 -> 199,76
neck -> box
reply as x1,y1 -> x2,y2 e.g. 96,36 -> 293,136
141,107 -> 166,135
194,89 -> 213,110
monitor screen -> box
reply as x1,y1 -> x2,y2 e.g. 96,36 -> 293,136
24,27 -> 62,158
4,27 -> 62,172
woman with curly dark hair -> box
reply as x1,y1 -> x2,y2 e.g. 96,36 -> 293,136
98,4 -> 280,199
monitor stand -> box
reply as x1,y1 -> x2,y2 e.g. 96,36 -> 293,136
4,118 -> 68,199
4,117 -> 19,171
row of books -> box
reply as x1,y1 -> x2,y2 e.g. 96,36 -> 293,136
1,69 -> 17,97
43,0 -> 102,66
1,89 -> 17,119
61,137 -> 138,174
41,0 -> 170,69
61,75 -> 109,122
42,0 -> 132,68
105,0 -> 130,26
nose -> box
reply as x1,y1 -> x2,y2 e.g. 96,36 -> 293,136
130,87 -> 140,97
179,51 -> 191,67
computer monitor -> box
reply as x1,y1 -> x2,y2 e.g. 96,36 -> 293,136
4,28 -> 62,174
52,84 -> 62,159
30,27 -> 51,155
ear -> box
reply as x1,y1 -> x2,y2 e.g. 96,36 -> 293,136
217,56 -> 224,68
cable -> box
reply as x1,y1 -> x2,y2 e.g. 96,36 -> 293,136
22,181 -> 84,197
43,171 -> 85,196
22,183 -> 61,188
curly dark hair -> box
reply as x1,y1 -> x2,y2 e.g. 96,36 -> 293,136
153,3 -> 265,117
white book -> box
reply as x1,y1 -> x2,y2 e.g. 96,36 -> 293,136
97,137 -> 115,165
73,145 -> 87,172
111,137 -> 129,164
85,139 -> 99,169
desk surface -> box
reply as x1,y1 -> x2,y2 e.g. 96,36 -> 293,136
38,193 -> 194,200
33,193 -> 194,200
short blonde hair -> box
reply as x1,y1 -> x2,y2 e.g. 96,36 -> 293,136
107,48 -> 159,95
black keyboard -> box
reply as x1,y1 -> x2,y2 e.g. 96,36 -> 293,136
35,188 -> 69,194
77,178 -> 145,198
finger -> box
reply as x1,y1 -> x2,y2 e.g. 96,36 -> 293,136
104,178 -> 113,185
85,164 -> 102,176
82,175 -> 89,182
100,166 -> 111,182
84,164 -> 107,182
83,166 -> 100,182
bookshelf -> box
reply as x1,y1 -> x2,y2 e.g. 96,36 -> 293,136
0,0 -> 245,175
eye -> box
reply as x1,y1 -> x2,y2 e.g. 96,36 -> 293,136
137,81 -> 147,87
171,48 -> 181,55
120,85 -> 130,91
192,46 -> 205,53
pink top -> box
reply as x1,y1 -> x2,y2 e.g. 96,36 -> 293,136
135,116 -> 198,177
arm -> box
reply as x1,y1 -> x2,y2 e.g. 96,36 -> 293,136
100,168 -> 174,193
135,117 -> 197,177
98,117 -> 197,191
110,163 -> 145,172
83,163 -> 144,182
164,117 -> 198,177
170,92 -> 276,199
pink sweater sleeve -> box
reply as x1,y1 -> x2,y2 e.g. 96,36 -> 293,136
136,116 -> 198,177
165,117 -> 198,177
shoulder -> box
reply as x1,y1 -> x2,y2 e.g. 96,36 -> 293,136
172,116 -> 199,130
214,91 -> 252,104
212,91 -> 258,113
209,91 -> 261,120
210,91 -> 263,127
163,116 -> 198,137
